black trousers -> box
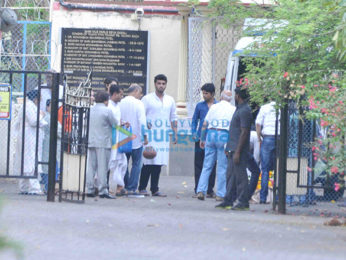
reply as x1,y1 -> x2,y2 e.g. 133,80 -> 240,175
138,164 -> 162,194
194,142 -> 216,194
224,151 -> 249,206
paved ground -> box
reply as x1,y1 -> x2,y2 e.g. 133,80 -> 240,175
0,176 -> 345,260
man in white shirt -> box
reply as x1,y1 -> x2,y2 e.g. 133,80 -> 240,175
196,90 -> 236,201
108,84 -> 127,196
120,84 -> 148,194
139,74 -> 177,197
256,101 -> 280,204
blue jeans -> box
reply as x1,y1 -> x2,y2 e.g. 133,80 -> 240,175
247,153 -> 261,200
260,136 -> 276,202
125,146 -> 143,192
197,130 -> 228,198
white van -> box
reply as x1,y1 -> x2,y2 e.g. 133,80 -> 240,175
224,18 -> 285,105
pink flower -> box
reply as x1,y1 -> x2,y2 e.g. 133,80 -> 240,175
338,100 -> 343,105
332,132 -> 336,137
313,84 -> 318,87
331,166 -> 339,173
300,85 -> 305,89
314,157 -> 317,161
329,87 -> 337,93
309,97 -> 318,109
321,108 -> 328,114
283,72 -> 288,78
312,146 -> 316,151
320,120 -> 329,127
307,167 -> 312,172
334,183 -> 340,192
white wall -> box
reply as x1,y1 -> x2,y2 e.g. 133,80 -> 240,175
50,8 -> 182,98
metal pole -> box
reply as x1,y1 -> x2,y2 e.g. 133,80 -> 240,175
47,73 -> 59,202
278,101 -> 288,214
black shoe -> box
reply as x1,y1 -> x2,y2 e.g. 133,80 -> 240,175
86,193 -> 96,198
260,201 -> 268,204
215,201 -> 233,210
99,194 -> 116,199
231,203 -> 249,211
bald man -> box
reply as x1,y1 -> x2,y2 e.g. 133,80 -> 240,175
195,90 -> 236,201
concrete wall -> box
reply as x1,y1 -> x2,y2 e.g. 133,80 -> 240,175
50,7 -> 182,99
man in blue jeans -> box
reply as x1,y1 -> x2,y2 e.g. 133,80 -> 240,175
196,90 -> 236,201
256,101 -> 280,204
191,83 -> 217,198
120,84 -> 148,195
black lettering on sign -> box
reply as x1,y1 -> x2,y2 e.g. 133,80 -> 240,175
61,28 -> 148,94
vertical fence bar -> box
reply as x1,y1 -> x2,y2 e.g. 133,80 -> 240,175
20,73 -> 28,177
34,73 -> 42,177
6,72 -> 13,176
47,73 -> 59,202
272,110 -> 280,211
278,102 -> 288,214
21,22 -> 27,91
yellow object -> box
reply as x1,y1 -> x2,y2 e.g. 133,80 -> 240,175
256,171 -> 274,190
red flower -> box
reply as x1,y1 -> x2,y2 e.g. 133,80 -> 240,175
283,72 -> 288,78
331,166 -> 339,174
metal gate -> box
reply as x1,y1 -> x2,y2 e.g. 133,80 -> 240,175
58,72 -> 91,203
0,70 -> 56,181
275,101 -> 345,213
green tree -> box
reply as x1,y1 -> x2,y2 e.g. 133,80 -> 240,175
209,0 -> 345,178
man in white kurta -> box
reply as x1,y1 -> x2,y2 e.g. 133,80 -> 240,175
138,74 -> 177,197
107,84 -> 128,196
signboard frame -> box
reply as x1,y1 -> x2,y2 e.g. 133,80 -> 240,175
61,28 -> 149,94
0,83 -> 12,120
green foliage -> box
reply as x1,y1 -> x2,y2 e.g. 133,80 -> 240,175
209,0 -> 345,177
0,199 -> 23,259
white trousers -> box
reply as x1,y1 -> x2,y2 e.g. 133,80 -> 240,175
18,169 -> 42,194
109,152 -> 127,191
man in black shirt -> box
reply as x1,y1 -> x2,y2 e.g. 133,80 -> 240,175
216,86 -> 252,210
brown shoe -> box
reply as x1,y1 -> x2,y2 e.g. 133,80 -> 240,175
215,196 -> 224,201
197,192 -> 205,201
206,192 -> 216,198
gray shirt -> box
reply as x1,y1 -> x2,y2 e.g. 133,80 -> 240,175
226,102 -> 252,153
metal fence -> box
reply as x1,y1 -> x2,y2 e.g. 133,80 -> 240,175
2,0 -> 50,21
0,21 -> 51,92
273,102 -> 345,215
187,16 -> 241,117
